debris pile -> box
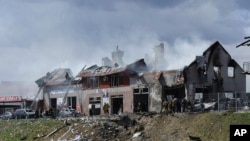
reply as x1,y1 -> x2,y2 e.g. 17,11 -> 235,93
44,114 -> 145,141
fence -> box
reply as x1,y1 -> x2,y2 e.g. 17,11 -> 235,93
193,92 -> 250,112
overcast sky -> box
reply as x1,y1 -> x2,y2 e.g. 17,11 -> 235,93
0,0 -> 250,90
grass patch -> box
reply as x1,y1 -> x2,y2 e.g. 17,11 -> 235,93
0,119 -> 63,141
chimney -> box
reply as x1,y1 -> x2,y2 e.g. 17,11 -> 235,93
154,43 -> 165,71
111,46 -> 124,67
102,57 -> 112,67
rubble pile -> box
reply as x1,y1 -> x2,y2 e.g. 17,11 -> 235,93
45,114 -> 146,141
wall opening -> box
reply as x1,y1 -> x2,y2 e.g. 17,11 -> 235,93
67,96 -> 76,109
133,93 -> 148,113
50,98 -> 57,109
89,97 -> 101,115
111,95 -> 123,114
163,85 -> 185,100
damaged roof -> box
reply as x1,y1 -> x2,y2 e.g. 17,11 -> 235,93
35,68 -> 74,87
187,41 -> 241,68
142,69 -> 184,86
77,59 -> 147,77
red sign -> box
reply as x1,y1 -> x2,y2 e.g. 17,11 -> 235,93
0,96 -> 20,102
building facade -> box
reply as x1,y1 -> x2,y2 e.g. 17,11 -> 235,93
36,68 -> 82,112
77,59 -> 147,115
135,70 -> 184,113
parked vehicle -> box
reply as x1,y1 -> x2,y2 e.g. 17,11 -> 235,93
14,109 -> 35,119
58,108 -> 72,117
0,111 -> 14,120
70,109 -> 81,117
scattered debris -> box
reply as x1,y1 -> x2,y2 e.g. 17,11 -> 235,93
133,132 -> 142,138
45,125 -> 65,138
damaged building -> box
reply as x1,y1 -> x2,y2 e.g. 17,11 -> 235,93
144,43 -> 167,71
183,41 -> 246,103
34,41 -> 247,115
135,70 -> 185,113
35,68 -> 82,111
77,59 -> 147,115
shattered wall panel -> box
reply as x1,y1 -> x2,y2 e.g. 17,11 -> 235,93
149,84 -> 162,112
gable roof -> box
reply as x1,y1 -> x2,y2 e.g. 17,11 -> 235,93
187,41 -> 233,68
202,41 -> 231,57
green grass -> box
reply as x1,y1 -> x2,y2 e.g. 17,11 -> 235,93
0,119 -> 63,141
187,112 -> 250,141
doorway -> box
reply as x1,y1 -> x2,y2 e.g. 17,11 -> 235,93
89,97 -> 101,115
133,94 -> 148,112
50,98 -> 57,109
67,97 -> 76,109
111,95 -> 123,114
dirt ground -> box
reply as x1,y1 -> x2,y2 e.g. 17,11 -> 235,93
41,111 -> 236,141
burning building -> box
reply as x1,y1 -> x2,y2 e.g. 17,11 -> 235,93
34,41 -> 247,114
77,59 -> 147,115
35,68 -> 82,112
135,70 -> 184,113
145,43 -> 167,71
183,41 -> 246,103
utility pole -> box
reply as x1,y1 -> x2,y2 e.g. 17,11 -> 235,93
236,36 -> 250,112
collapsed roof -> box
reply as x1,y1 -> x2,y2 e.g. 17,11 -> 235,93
142,69 -> 184,87
35,68 -> 74,87
77,59 -> 147,77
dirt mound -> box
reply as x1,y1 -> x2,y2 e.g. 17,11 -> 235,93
46,112 -> 221,141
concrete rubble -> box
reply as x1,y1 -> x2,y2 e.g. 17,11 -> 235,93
43,113 -> 150,141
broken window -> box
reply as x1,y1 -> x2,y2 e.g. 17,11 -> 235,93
110,75 -> 117,87
228,66 -> 235,77
213,66 -> 221,78
195,93 -> 203,103
87,78 -> 92,88
133,89 -> 140,94
118,74 -> 124,86
225,92 -> 234,99
142,88 -> 149,93
110,73 -> 124,87
87,77 -> 99,88
93,77 -> 99,88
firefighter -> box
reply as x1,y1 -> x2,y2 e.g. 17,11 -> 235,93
103,103 -> 110,115
137,102 -> 142,113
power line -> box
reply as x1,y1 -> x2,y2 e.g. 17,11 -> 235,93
236,36 -> 250,48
